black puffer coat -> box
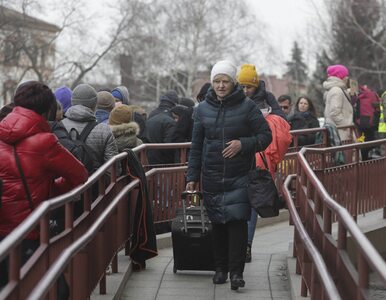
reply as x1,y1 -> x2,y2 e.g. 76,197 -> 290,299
187,85 -> 272,224
144,109 -> 177,165
251,80 -> 287,120
288,111 -> 320,146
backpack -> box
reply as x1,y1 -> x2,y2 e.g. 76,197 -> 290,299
315,123 -> 345,165
356,86 -> 380,129
54,122 -> 99,174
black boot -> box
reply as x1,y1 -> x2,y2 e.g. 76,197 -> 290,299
212,271 -> 228,284
230,274 -> 245,290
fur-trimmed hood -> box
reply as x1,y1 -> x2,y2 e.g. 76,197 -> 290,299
110,121 -> 142,151
110,121 -> 139,137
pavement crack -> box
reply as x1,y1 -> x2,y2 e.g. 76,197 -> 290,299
267,254 -> 274,300
154,257 -> 173,300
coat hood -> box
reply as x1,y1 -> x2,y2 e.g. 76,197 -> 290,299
110,121 -> 142,151
251,80 -> 268,104
112,86 -> 130,105
64,104 -> 97,122
95,109 -> 110,124
0,106 -> 50,144
323,76 -> 347,91
110,121 -> 139,137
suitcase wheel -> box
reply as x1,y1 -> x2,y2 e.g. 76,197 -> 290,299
173,264 -> 177,273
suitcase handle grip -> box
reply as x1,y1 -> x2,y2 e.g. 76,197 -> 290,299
181,190 -> 203,199
181,191 -> 205,233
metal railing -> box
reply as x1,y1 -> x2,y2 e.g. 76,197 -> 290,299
0,142 -> 192,300
133,142 -> 191,171
282,175 -> 341,300
283,139 -> 386,299
276,124 -> 358,197
0,128 -> 368,300
27,178 -> 140,300
0,153 -> 132,300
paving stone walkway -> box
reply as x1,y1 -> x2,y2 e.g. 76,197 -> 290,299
121,221 -> 294,300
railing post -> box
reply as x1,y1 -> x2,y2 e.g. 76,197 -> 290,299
9,245 -> 21,283
72,248 -> 89,300
99,176 -> 106,197
336,219 -> 347,292
84,188 -> 92,212
110,162 -> 117,184
354,147 -> 360,222
40,215 -> 50,245
179,148 -> 187,164
337,221 -> 347,250
65,202 -> 74,230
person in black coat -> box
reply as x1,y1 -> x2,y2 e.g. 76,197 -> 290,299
170,105 -> 194,142
288,96 -> 320,146
145,91 -> 178,165
237,64 -> 286,120
186,60 -> 272,290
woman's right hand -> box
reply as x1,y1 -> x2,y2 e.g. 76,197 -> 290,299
186,181 -> 197,192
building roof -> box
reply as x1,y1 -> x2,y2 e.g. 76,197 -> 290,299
0,5 -> 60,33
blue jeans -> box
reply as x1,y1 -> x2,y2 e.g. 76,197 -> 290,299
247,208 -> 258,246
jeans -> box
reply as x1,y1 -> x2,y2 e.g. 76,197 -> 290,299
212,220 -> 248,277
247,208 -> 258,246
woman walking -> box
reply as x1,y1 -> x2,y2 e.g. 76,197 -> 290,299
186,60 -> 272,290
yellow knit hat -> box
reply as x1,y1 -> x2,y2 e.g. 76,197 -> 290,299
237,64 -> 260,87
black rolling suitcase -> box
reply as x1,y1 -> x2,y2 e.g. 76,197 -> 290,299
171,191 -> 214,273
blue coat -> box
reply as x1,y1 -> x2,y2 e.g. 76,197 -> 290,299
187,85 -> 272,223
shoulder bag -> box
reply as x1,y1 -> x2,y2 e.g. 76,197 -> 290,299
247,152 -> 280,218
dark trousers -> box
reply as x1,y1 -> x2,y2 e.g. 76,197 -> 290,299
360,127 -> 376,160
212,220 -> 248,277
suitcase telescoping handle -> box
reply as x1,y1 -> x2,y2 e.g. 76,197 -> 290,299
181,191 -> 206,233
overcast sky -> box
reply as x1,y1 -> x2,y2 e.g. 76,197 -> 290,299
26,0 -> 327,77
245,0 -> 326,75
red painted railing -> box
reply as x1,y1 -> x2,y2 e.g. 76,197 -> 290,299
283,139 -> 386,299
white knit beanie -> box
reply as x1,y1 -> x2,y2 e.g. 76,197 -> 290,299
210,60 -> 237,83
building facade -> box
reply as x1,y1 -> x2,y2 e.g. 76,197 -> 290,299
0,6 -> 59,106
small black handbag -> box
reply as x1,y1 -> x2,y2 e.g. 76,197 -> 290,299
247,152 -> 280,218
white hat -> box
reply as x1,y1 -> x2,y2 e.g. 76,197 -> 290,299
210,60 -> 237,83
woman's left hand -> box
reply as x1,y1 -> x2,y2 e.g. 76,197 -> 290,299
222,140 -> 241,158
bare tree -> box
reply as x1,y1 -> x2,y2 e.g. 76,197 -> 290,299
116,0 -> 269,101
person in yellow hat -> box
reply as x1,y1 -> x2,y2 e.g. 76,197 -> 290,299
237,64 -> 286,120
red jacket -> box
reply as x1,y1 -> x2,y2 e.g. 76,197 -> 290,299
0,107 -> 88,239
256,114 -> 292,177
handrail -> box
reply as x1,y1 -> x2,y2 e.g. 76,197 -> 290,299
25,165 -> 188,299
298,146 -> 386,283
0,152 -> 128,262
304,138 -> 386,153
27,179 -> 140,300
282,175 -> 341,300
133,142 -> 191,150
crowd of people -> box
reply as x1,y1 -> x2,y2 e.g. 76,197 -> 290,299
0,59 -> 385,292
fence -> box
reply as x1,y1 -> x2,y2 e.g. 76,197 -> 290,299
282,139 -> 386,299
0,153 -> 132,300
